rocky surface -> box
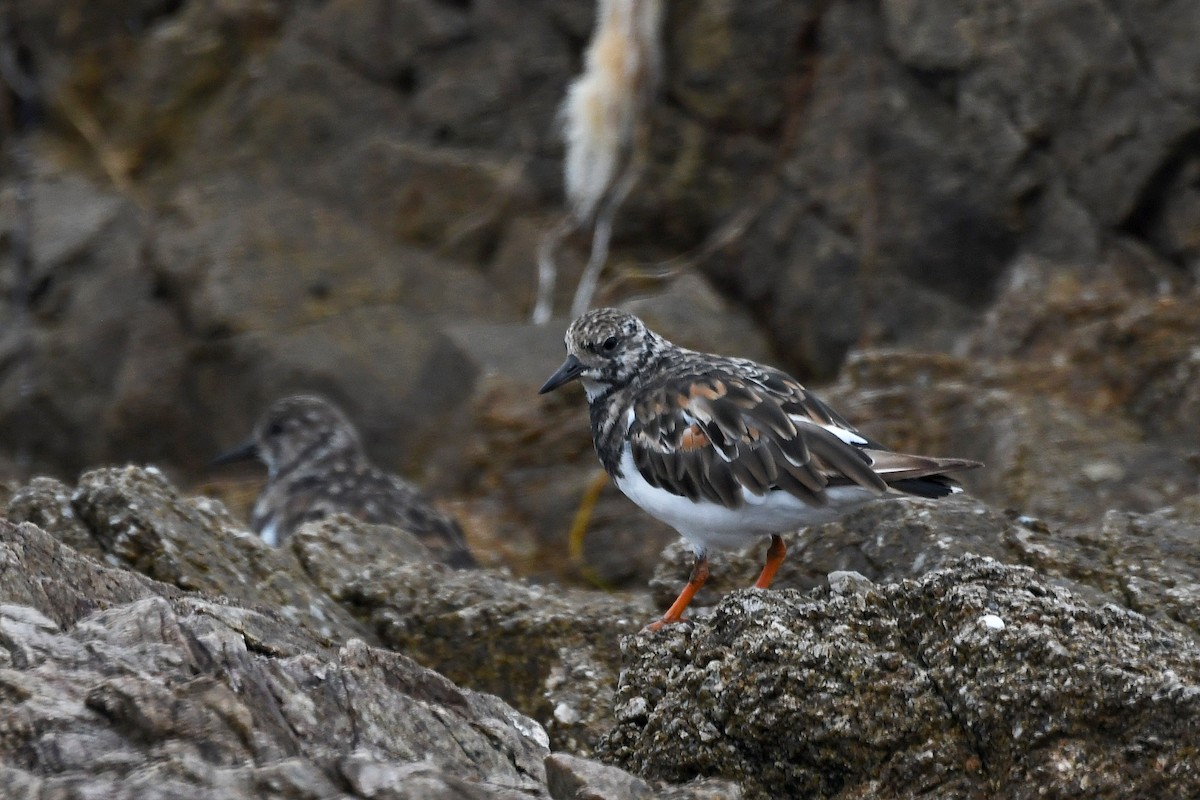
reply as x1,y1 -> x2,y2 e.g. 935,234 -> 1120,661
3,458 -> 1200,798
606,556 -> 1200,799
2,1 -> 1200,796
0,520 -> 553,799
821,345 -> 1200,526
650,496 -> 1030,613
7,466 -> 368,645
311,557 -> 654,757
0,478 -> 734,799
5,465 -> 659,754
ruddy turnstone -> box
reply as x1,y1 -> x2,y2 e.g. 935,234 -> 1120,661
539,308 -> 981,629
214,394 -> 475,567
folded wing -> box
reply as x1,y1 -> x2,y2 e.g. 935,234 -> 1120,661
627,365 -> 980,509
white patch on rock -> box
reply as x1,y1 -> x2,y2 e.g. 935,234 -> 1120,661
828,570 -> 873,595
0,604 -> 59,630
553,702 -> 581,725
617,696 -> 648,721
980,613 -> 1005,631
507,710 -> 550,748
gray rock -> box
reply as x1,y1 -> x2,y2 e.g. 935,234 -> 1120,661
826,570 -> 873,596
10,465 -> 369,646
0,170 -> 160,478
0,519 -> 179,629
604,556 -> 1200,799
680,0 -> 1199,375
969,259 -> 1200,451
337,561 -> 655,755
6,475 -> 104,559
289,515 -> 435,600
0,518 -> 565,799
4,465 -> 652,756
653,488 -> 1200,642
543,753 -> 743,800
1051,501 -> 1200,638
545,753 -> 652,800
822,348 -> 1200,525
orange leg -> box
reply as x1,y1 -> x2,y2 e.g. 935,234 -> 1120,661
645,554 -> 710,632
753,534 -> 787,589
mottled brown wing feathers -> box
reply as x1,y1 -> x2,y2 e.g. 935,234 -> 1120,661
628,370 -> 892,509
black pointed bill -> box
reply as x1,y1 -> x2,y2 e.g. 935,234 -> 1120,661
210,439 -> 259,467
539,354 -> 586,394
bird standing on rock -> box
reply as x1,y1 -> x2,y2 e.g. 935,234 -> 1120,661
539,308 -> 980,629
214,394 -> 475,568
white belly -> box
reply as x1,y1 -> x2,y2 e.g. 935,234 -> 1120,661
613,445 -> 883,554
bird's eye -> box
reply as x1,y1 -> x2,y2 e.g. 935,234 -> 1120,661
266,421 -> 285,437
601,336 -> 619,353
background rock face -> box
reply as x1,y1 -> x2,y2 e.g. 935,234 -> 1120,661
2,1 -> 1200,797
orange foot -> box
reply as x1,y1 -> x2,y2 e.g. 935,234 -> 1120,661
641,617 -> 676,633
643,554 -> 709,632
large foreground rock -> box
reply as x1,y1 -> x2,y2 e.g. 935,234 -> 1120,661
0,517 -> 736,799
6,466 -> 368,645
0,520 -> 551,799
4,455 -> 1200,797
604,556 -> 1200,799
4,465 -> 657,757
296,539 -> 656,756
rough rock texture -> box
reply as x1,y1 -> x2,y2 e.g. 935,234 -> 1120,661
322,561 -> 655,756
669,0 -> 1194,373
288,507 -> 661,754
1049,502 -> 1200,638
0,521 -> 554,799
288,514 -> 438,593
7,465 -> 368,645
6,475 -> 107,560
4,438 -> 1200,798
0,474 -> 740,799
544,753 -> 743,800
650,496 -> 1032,612
4,465 -> 657,757
605,556 -> 1200,799
969,261 -> 1200,450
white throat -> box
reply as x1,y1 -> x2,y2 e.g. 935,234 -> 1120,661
580,377 -> 608,402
